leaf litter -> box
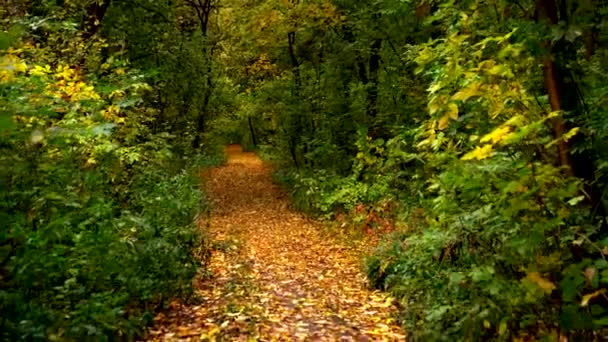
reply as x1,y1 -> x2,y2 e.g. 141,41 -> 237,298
145,145 -> 406,341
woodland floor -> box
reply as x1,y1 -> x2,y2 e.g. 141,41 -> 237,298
146,145 -> 406,341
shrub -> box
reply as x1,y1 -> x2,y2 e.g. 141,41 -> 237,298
0,28 -> 209,340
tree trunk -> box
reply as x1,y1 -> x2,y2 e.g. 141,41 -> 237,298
248,115 -> 257,147
187,0 -> 214,148
288,31 -> 301,94
286,2 -> 303,167
368,38 -> 382,120
536,0 -> 571,172
192,87 -> 211,148
536,0 -> 606,221
82,0 -> 112,39
542,55 -> 572,172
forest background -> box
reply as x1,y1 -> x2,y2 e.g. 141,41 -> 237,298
2,0 -> 608,340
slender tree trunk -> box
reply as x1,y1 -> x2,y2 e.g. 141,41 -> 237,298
248,115 -> 257,147
542,55 -> 572,172
536,0 -> 572,172
368,38 -> 382,120
82,0 -> 112,39
289,135 -> 299,169
286,0 -> 304,167
193,84 -> 211,148
357,61 -> 368,84
287,31 -> 301,94
188,0 -> 214,148
536,0 -> 606,221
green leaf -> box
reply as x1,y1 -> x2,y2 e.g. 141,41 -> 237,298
568,196 -> 585,206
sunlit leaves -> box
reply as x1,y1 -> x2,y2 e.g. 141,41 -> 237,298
461,144 -> 493,160
0,53 -> 27,82
451,81 -> 481,101
480,126 -> 512,144
437,102 -> 459,130
30,64 -> 52,76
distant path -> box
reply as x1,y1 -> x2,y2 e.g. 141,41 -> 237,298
146,145 -> 406,341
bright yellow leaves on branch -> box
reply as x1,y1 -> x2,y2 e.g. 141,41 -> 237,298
428,94 -> 459,131
461,144 -> 494,161
30,64 -> 52,77
4,58 -> 101,103
451,81 -> 481,102
102,105 -> 125,124
42,65 -> 101,102
581,289 -> 607,307
437,103 -> 459,130
480,126 -> 512,144
0,53 -> 28,82
462,125 -> 513,161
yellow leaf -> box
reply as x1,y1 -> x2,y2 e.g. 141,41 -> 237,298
525,271 -> 555,294
438,115 -> 450,130
436,103 -> 458,130
0,70 -> 13,82
15,61 -> 27,73
428,82 -> 442,94
563,127 -> 580,142
383,296 -> 395,307
581,289 -> 606,307
447,103 -> 459,120
428,95 -> 447,115
462,145 -> 493,161
451,82 -> 481,102
505,114 -> 525,127
489,98 -> 504,118
200,326 -> 220,341
481,126 -> 511,144
31,64 -> 51,76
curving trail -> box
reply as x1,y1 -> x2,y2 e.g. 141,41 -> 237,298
147,145 -> 405,341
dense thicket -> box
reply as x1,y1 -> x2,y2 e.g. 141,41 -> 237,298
217,0 -> 608,340
0,1 -> 226,340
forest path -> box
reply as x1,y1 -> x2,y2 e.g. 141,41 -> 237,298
147,145 -> 406,341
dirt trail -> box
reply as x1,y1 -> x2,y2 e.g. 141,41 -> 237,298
147,145 -> 405,341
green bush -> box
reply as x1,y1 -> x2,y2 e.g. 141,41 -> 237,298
1,164 -> 205,341
0,26 -> 209,340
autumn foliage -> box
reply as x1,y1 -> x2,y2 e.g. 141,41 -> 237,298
3,0 -> 608,341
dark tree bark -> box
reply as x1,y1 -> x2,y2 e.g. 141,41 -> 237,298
287,31 -> 301,93
536,0 -> 606,221
248,115 -> 258,147
82,0 -> 112,39
187,0 -> 216,148
368,38 -> 382,120
287,0 -> 301,94
536,0 -> 571,170
357,61 -> 368,84
284,0 -> 305,167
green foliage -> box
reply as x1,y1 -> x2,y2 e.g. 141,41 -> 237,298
0,4 -> 218,339
3,0 -> 608,340
212,0 -> 608,340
